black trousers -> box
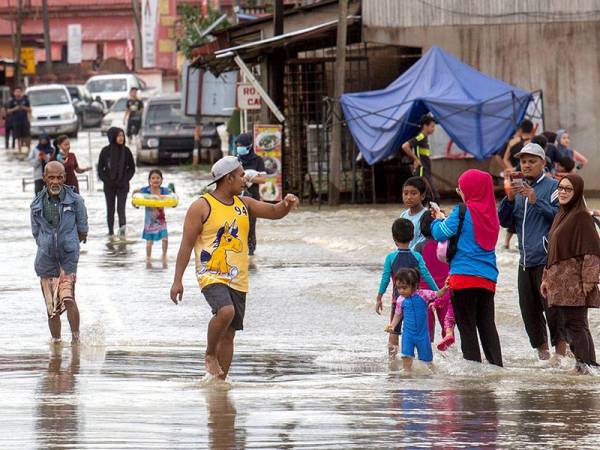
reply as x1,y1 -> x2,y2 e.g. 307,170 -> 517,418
452,288 -> 503,367
518,265 -> 566,348
248,214 -> 257,255
104,185 -> 128,234
5,125 -> 15,149
559,306 -> 598,367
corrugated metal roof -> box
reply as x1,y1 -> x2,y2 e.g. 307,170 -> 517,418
193,15 -> 361,74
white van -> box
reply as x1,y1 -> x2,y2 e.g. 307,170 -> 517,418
26,84 -> 79,138
86,74 -> 157,108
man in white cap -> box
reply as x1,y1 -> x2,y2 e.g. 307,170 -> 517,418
170,156 -> 299,378
498,143 -> 566,361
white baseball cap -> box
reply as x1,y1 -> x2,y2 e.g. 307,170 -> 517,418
208,156 -> 242,185
516,143 -> 546,160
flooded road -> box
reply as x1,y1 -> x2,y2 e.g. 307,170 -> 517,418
1,132 -> 600,448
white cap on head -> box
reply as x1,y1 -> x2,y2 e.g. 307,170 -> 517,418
516,143 -> 545,160
208,156 -> 242,185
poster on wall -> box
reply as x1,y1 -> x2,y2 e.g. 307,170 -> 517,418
67,24 -> 82,64
142,0 -> 158,68
253,124 -> 283,202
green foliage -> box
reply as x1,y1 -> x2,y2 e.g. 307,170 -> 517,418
177,4 -> 231,59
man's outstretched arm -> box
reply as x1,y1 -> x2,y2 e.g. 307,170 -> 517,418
242,194 -> 299,220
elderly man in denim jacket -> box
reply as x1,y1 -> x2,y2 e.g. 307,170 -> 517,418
31,161 -> 88,343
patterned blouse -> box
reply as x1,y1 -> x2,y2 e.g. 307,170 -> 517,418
543,255 -> 600,307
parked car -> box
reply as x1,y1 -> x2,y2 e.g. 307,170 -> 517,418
66,84 -> 105,128
136,93 -> 221,164
85,74 -> 158,108
101,97 -> 128,135
26,84 -> 78,138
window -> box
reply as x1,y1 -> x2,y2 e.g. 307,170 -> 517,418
87,78 -> 128,93
110,97 -> 128,112
29,89 -> 70,106
136,76 -> 147,91
146,102 -> 193,126
67,87 -> 80,101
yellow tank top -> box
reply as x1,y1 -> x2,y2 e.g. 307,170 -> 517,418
194,193 -> 250,292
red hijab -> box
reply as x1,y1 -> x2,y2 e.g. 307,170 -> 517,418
458,169 -> 500,251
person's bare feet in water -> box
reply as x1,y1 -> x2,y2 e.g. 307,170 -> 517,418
537,344 -> 551,361
205,353 -> 224,377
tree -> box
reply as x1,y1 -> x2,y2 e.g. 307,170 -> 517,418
14,0 -> 23,86
176,4 -> 230,60
131,0 -> 142,70
42,0 -> 52,73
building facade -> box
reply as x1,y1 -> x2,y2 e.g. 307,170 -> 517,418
363,0 -> 600,191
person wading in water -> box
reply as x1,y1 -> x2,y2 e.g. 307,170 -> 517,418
170,156 -> 299,378
30,161 -> 88,343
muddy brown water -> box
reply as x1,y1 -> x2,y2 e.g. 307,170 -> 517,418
1,134 -> 600,448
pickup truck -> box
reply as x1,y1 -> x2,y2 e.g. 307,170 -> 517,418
136,93 -> 221,164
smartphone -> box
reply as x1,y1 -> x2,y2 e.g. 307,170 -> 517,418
429,201 -> 441,213
510,171 -> 524,187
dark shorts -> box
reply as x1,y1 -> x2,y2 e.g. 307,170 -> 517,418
126,118 -> 141,137
413,155 -> 432,178
202,283 -> 247,331
12,119 -> 30,139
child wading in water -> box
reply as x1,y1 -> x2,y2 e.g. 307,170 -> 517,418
400,177 -> 431,250
415,213 -> 455,351
376,218 -> 439,359
134,169 -> 170,265
385,268 -> 448,371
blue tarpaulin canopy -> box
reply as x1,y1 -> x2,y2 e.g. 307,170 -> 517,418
340,46 -> 533,164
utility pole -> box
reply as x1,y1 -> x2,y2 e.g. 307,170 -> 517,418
42,0 -> 53,74
328,0 -> 348,206
14,0 -> 24,86
131,0 -> 143,70
268,0 -> 284,117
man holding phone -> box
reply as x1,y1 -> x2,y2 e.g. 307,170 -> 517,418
498,143 -> 566,361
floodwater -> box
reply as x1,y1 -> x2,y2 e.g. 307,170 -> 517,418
1,132 -> 600,449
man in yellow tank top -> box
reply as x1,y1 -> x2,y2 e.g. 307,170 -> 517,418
170,156 -> 299,379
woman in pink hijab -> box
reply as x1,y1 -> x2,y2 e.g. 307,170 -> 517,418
431,169 -> 503,367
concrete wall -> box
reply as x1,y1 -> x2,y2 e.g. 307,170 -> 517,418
364,21 -> 600,191
364,0 -> 600,27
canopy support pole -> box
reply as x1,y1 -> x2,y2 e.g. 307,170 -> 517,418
233,55 -> 285,123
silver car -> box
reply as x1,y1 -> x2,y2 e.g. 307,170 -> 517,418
27,84 -> 78,138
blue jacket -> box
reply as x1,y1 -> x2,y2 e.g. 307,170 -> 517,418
431,206 -> 498,282
498,174 -> 559,268
31,186 -> 88,277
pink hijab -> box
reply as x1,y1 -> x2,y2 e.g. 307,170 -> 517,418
458,169 -> 500,251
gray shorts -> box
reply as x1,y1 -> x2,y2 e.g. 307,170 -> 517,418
202,283 -> 247,331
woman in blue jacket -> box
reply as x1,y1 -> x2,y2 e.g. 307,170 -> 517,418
431,169 -> 503,367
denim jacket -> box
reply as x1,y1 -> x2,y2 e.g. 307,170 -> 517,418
31,186 -> 88,277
